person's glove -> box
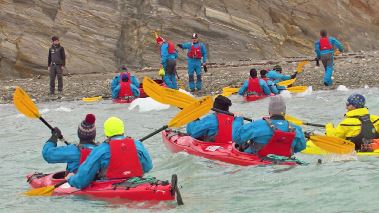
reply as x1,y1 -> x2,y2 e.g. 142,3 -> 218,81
203,64 -> 207,73
49,127 -> 63,142
177,44 -> 183,49
290,72 -> 297,79
304,131 -> 313,139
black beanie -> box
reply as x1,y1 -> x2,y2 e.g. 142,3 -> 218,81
273,65 -> 282,73
213,95 -> 232,112
250,68 -> 257,78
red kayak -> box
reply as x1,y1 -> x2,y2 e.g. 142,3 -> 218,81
161,130 -> 297,166
243,95 -> 267,102
113,79 -> 165,103
26,171 -> 181,203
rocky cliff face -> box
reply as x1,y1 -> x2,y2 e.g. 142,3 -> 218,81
1,0 -> 379,79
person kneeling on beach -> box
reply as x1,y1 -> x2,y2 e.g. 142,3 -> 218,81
186,95 -> 233,143
42,114 -> 98,174
267,65 -> 296,92
232,96 -> 306,157
67,117 -> 153,189
111,66 -> 140,101
325,94 -> 379,151
238,68 -> 271,97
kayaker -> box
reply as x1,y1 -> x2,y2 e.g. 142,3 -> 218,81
232,96 -> 306,156
177,33 -> 207,93
238,68 -> 271,96
267,65 -> 296,92
42,114 -> 98,173
67,117 -> 153,189
325,94 -> 379,151
314,30 -> 344,86
186,95 -> 233,143
260,69 -> 279,94
156,36 -> 179,89
111,66 -> 140,100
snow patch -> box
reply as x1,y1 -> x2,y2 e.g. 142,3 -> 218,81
336,85 -> 349,91
128,97 -> 170,112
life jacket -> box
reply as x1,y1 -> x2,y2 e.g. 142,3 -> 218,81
118,72 -> 133,98
247,78 -> 264,96
78,144 -> 97,164
167,41 -> 176,54
187,43 -> 202,59
344,115 -> 379,150
256,119 -> 296,157
214,113 -> 234,143
262,77 -> 268,82
106,138 -> 143,179
319,37 -> 332,51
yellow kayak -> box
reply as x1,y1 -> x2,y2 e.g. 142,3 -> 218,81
82,96 -> 102,102
302,140 -> 379,156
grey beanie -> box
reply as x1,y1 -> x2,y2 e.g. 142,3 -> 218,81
268,96 -> 286,115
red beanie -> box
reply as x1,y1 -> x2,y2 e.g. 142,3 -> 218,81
156,37 -> 164,44
85,114 -> 96,124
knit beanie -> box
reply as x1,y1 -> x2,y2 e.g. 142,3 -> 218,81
78,114 -> 96,143
213,95 -> 232,112
346,94 -> 365,108
268,96 -> 286,115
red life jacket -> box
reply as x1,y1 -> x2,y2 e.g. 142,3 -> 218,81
214,113 -> 234,144
167,41 -> 176,54
257,119 -> 295,157
187,44 -> 202,59
106,138 -> 143,179
79,148 -> 92,164
118,72 -> 133,98
262,77 -> 268,82
319,37 -> 332,51
247,78 -> 264,96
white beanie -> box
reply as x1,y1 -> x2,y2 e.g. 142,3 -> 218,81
268,96 -> 286,115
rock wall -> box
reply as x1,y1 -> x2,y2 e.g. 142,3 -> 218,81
1,0 -> 379,79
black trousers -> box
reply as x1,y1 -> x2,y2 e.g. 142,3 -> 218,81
49,64 -> 63,94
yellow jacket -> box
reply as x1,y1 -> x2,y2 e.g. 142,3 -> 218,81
326,108 -> 379,139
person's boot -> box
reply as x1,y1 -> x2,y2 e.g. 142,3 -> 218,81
57,91 -> 63,99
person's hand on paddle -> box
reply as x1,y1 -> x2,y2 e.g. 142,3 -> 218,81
202,63 -> 207,73
290,72 -> 297,79
304,131 -> 313,139
49,127 -> 63,142
65,172 -> 75,180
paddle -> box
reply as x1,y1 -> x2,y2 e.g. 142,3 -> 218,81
285,115 -> 325,128
212,108 -> 252,122
140,96 -> 213,141
277,78 -> 296,87
24,180 -> 67,196
82,96 -> 102,102
13,87 -> 69,145
309,134 -> 355,154
286,86 -> 308,93
277,61 -> 309,87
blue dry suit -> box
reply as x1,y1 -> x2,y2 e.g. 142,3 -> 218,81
160,42 -> 179,89
232,117 -> 306,154
111,74 -> 140,99
180,42 -> 207,91
68,135 -> 153,189
314,37 -> 344,86
265,79 -> 279,94
186,113 -> 218,140
238,79 -> 271,96
42,141 -> 96,173
267,70 -> 291,91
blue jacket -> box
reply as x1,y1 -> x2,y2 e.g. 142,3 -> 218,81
187,113 -> 218,139
160,42 -> 178,66
266,70 -> 291,84
232,117 -> 306,154
68,136 -> 153,189
181,42 -> 207,63
42,141 -> 97,173
238,79 -> 271,96
111,74 -> 140,99
265,79 -> 279,94
314,36 -> 344,58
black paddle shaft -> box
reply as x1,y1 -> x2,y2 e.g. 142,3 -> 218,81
139,125 -> 169,142
304,122 -> 325,128
211,108 -> 252,122
39,117 -> 70,145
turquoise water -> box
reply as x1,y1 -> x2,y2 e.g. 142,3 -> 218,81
1,87 -> 379,212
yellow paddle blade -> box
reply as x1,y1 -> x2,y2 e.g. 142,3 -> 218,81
13,87 -> 40,118
310,135 -> 355,154
287,86 -> 308,93
296,61 -> 309,74
285,115 -> 304,126
24,185 -> 55,196
277,78 -> 296,87
168,96 -> 213,128
143,77 -> 196,108
154,31 -> 159,39
82,96 -> 102,102
222,87 -> 239,94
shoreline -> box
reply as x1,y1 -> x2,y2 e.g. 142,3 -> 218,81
1,50 -> 378,104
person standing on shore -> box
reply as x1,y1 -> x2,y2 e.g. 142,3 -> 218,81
48,36 -> 66,98
314,30 -> 344,86
156,36 -> 179,89
177,33 -> 207,93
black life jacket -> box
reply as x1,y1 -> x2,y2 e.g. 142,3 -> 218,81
343,115 -> 379,150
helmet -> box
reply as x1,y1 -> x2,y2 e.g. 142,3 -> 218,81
120,65 -> 128,71
346,94 -> 365,108
192,33 -> 198,39
104,117 -> 124,137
